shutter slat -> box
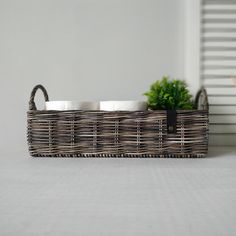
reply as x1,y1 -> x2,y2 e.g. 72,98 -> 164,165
203,56 -> 236,60
209,114 -> 236,123
203,32 -> 236,38
203,37 -> 236,42
210,124 -> 236,133
203,69 -> 236,75
203,19 -> 236,23
202,46 -> 236,51
209,96 -> 236,104
209,134 -> 236,146
204,0 -> 236,5
203,28 -> 236,32
203,42 -> 236,47
204,14 -> 236,19
209,105 -> 236,114
207,87 -> 236,95
203,74 -> 235,79
204,60 -> 236,66
204,23 -> 236,28
203,9 -> 236,14
203,50 -> 236,57
204,79 -> 234,85
204,5 -> 236,10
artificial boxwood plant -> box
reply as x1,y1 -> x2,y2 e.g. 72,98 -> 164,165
144,76 -> 194,110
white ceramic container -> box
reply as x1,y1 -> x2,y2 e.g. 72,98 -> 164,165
100,101 -> 147,111
45,101 -> 99,110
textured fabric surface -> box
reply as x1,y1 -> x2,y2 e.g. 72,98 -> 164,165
0,147 -> 236,236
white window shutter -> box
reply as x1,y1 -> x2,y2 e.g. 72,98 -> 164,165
201,0 -> 236,145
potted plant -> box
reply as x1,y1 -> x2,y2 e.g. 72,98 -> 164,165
144,76 -> 194,133
144,76 -> 194,110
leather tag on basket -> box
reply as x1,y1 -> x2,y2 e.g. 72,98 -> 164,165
167,110 -> 177,134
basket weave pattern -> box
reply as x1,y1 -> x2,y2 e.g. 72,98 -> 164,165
27,85 -> 209,158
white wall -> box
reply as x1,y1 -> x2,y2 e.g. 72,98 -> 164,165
0,0 -> 186,152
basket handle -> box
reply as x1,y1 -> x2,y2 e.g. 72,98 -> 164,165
195,87 -> 209,110
29,84 -> 49,110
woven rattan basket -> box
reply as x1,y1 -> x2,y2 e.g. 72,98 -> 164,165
27,85 -> 209,158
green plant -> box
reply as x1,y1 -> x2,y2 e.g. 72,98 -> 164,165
144,76 -> 194,110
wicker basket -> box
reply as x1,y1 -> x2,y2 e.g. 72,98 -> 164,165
27,85 -> 209,158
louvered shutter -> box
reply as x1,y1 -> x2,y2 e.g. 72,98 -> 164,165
201,0 -> 236,145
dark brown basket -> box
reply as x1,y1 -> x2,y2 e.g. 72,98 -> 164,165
27,85 -> 209,158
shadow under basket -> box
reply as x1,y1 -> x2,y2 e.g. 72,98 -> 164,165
27,85 -> 209,158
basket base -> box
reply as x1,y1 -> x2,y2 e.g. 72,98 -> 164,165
30,153 -> 206,158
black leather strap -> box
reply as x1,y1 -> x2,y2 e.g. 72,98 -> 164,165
167,110 -> 177,134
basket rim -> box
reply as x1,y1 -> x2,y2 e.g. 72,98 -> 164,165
27,109 -> 209,114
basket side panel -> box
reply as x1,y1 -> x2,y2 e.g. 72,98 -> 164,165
96,112 -> 121,155
119,111 -> 168,156
27,111 -> 58,156
164,110 -> 208,157
27,110 -> 208,157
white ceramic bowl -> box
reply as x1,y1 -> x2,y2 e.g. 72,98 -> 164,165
100,101 -> 147,111
45,101 -> 99,110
